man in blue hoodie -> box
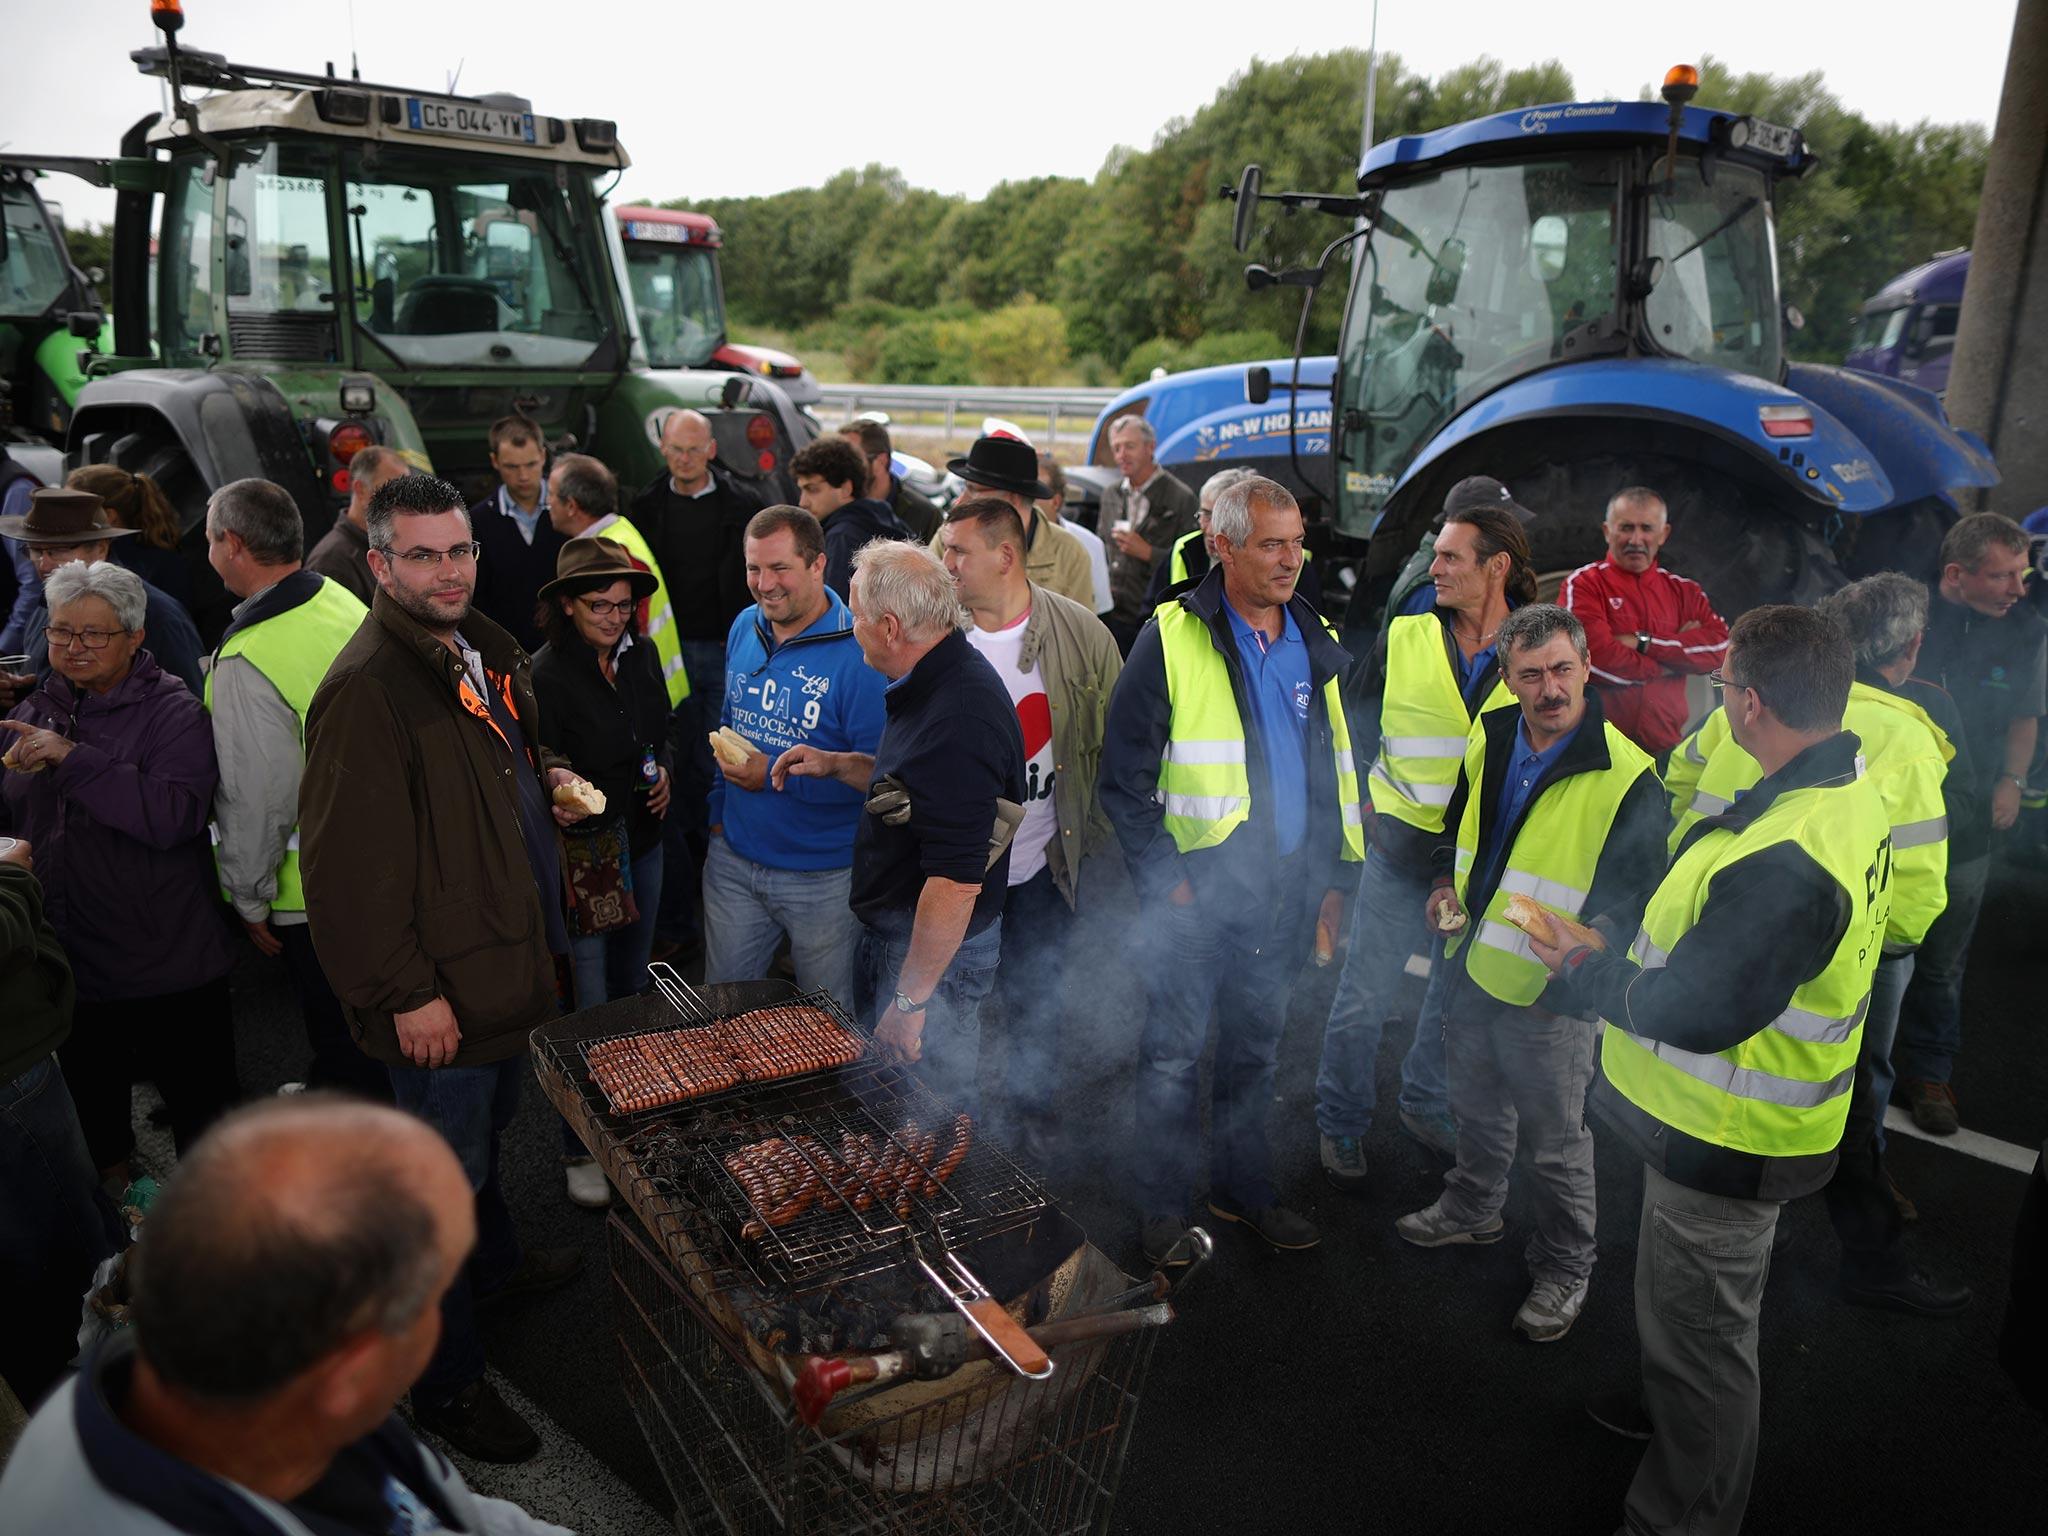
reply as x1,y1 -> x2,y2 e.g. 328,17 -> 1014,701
705,506 -> 888,1002
792,436 -> 913,598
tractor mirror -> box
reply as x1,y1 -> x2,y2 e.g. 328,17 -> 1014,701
1246,366 -> 1272,406
1425,239 -> 1466,308
67,311 -> 103,340
720,376 -> 753,409
1232,165 -> 1263,253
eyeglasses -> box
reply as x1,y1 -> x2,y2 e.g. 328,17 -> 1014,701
377,542 -> 482,568
576,596 -> 633,616
664,443 -> 712,458
1708,669 -> 1767,705
45,625 -> 131,650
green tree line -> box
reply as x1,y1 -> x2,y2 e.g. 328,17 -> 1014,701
673,51 -> 1985,386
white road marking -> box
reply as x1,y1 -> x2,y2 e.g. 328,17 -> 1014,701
1885,1106 -> 2040,1175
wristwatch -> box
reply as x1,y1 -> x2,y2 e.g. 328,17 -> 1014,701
893,990 -> 928,1015
1634,632 -> 1651,654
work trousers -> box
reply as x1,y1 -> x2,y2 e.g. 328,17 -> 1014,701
277,921 -> 391,1102
1892,852 -> 1991,1087
987,864 -> 1072,1129
1435,986 -> 1598,1284
61,975 -> 238,1172
1624,1164 -> 1779,1536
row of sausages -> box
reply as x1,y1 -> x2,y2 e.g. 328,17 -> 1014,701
723,1114 -> 975,1241
586,1005 -> 865,1115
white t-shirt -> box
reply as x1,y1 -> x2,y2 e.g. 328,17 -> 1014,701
964,611 -> 1059,886
1057,518 -> 1114,614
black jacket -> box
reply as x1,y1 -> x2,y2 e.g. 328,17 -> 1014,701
1431,690 -> 1668,1015
531,629 -> 675,858
890,475 -> 942,544
1555,731 -> 1867,1201
626,462 -> 762,642
1099,566 -> 1357,947
822,498 -> 914,598
467,494 -> 566,654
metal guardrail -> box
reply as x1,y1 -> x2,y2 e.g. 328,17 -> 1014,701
813,382 -> 1122,448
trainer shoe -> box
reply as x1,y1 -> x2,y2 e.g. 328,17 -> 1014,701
411,1378 -> 541,1464
1320,1134 -> 1369,1194
1140,1214 -> 1193,1268
1398,1106 -> 1459,1162
564,1156 -> 611,1209
1903,1079 -> 1960,1135
1514,1275 -> 1591,1342
1205,1192 -> 1320,1251
1585,1388 -> 1653,1441
1395,1199 -> 1504,1248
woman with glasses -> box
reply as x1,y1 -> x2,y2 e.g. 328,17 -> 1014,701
530,540 -> 675,1005
1,560 -> 236,1184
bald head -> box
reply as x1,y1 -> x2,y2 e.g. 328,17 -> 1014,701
130,1097 -> 472,1404
661,408 -> 717,494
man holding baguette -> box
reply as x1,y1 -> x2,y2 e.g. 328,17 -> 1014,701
703,507 -> 886,1003
1526,606 -> 1893,1536
1399,604 -> 1666,1344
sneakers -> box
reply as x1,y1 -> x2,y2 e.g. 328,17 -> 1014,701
1140,1214 -> 1194,1269
1839,1265 -> 1972,1318
1514,1275 -> 1590,1342
1320,1134 -> 1369,1194
564,1156 -> 610,1209
1398,1106 -> 1459,1162
411,1377 -> 541,1464
1901,1079 -> 1960,1135
476,1246 -> 584,1309
1585,1388 -> 1653,1441
1205,1192 -> 1320,1251
1395,1200 -> 1504,1248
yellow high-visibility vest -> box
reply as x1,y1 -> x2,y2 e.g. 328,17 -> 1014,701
1370,613 -> 1510,833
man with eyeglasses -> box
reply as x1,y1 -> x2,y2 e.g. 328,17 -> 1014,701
0,486 -> 204,705
300,473 -> 597,1465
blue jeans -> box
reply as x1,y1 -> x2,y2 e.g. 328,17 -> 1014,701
387,1057 -> 525,1405
1865,952 -> 1913,1153
0,1056 -> 124,1404
700,835 -> 858,1002
1314,847 -> 1451,1136
568,845 -> 665,1011
855,918 -> 1003,1114
1892,853 -> 1991,1088
1134,884 -> 1313,1217
989,865 -> 1071,1126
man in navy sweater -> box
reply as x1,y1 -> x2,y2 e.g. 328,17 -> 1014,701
774,540 -> 1024,1110
468,414 -> 564,652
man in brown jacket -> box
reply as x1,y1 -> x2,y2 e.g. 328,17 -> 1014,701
300,473 -> 593,1466
1100,415 -> 1199,655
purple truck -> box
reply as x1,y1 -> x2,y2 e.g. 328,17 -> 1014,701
1844,249 -> 1968,397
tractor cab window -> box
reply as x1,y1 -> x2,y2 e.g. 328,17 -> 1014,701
159,156 -> 220,365
222,142 -> 339,360
342,146 -> 613,369
624,238 -> 724,369
1,175 -> 72,321
1643,163 -> 1782,380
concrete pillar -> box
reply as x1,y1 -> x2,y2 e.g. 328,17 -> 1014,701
1947,0 -> 2048,516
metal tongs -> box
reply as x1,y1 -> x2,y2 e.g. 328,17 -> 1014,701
647,960 -> 715,1024
906,1225 -> 1054,1383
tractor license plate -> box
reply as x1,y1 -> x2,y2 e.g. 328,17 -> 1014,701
1744,119 -> 1800,158
402,98 -> 537,145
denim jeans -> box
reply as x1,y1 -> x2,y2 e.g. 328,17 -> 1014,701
1863,951 -> 1913,1153
988,865 -> 1072,1127
701,835 -> 858,1003
656,640 -> 728,947
1892,853 -> 1991,1087
1314,846 -> 1451,1136
0,1055 -> 125,1404
1134,879 -> 1312,1217
855,918 -> 1003,1114
387,1057 -> 525,1406
568,845 -> 665,1011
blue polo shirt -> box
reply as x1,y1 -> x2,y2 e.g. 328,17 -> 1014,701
1482,715 -> 1578,886
1222,598 -> 1312,856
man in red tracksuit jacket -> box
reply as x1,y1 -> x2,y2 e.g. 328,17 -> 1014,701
1560,486 -> 1729,756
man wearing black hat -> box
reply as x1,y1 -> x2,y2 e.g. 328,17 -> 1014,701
0,487 -> 205,705
928,436 -> 1094,610
1375,475 -> 1523,641
791,437 -> 914,598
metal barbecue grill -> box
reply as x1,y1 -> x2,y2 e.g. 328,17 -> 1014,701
532,978 -> 1196,1534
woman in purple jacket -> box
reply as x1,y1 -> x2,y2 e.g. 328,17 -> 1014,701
1,561 -> 236,1182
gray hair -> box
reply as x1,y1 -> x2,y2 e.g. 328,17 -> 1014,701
551,453 -> 616,522
208,477 -> 304,564
1605,486 -> 1668,523
45,559 -> 147,632
1107,414 -> 1156,447
1209,474 -> 1298,549
1496,602 -> 1589,663
1817,571 -> 1929,670
851,539 -> 965,641
1199,465 -> 1259,513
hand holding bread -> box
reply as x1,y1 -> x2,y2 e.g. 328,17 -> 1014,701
709,726 -> 770,792
548,772 -> 605,824
1502,893 -> 1604,955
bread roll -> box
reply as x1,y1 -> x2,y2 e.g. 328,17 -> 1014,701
1502,893 -> 1606,954
552,779 -> 607,815
707,727 -> 754,769
1,742 -> 47,774
1435,905 -> 1468,934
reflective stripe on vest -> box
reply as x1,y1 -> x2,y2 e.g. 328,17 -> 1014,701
1371,613 -> 1510,833
1662,707 -> 1730,834
1669,686 -> 1952,946
1602,767 -> 1894,1160
1445,715 -> 1657,1005
1153,601 -> 1364,860
203,576 -> 368,912
591,519 -> 691,708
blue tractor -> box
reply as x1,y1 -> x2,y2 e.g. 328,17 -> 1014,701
1087,67 -> 1997,632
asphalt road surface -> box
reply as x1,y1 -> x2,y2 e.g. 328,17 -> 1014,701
189,851 -> 2047,1534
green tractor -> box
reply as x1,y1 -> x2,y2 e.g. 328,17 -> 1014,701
2,5 -> 812,637
1,164 -> 114,488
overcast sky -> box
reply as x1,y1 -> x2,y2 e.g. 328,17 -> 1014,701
3,0 -> 2020,228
